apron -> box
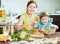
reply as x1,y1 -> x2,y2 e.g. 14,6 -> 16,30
20,13 -> 37,40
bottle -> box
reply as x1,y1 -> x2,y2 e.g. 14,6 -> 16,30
3,26 -> 9,35
10,22 -> 14,35
0,5 -> 6,22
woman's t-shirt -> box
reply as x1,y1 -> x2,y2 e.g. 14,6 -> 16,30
23,13 -> 37,25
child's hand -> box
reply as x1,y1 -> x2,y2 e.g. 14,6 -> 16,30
53,25 -> 59,30
49,24 -> 59,30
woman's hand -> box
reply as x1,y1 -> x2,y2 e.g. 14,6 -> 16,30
20,32 -> 27,39
16,15 -> 25,30
26,25 -> 33,30
35,28 -> 42,32
22,24 -> 33,30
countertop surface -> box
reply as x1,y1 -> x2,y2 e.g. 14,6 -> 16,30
0,32 -> 60,44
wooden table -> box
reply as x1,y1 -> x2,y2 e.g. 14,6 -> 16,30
0,41 -> 9,44
0,32 -> 60,44
45,32 -> 60,44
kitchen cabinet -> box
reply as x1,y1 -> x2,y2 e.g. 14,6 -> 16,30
50,15 -> 60,32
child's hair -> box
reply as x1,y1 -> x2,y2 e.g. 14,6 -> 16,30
39,11 -> 50,20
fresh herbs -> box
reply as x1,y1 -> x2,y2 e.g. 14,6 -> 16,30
10,32 -> 31,40
10,32 -> 20,40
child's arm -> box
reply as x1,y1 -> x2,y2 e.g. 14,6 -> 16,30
49,24 -> 59,30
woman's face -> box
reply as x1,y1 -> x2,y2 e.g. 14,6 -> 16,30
41,16 -> 49,25
27,3 -> 37,15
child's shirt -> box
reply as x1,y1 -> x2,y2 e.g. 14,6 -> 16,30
36,22 -> 52,29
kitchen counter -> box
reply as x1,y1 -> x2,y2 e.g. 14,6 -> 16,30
0,32 -> 60,44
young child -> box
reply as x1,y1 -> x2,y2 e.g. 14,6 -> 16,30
36,11 -> 59,34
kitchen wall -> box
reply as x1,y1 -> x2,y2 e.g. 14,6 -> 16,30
1,0 -> 60,15
1,0 -> 29,15
35,0 -> 60,14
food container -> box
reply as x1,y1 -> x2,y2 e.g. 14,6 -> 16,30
42,26 -> 56,35
0,10 -> 5,18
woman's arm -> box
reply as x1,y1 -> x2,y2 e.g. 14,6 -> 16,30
31,15 -> 39,28
16,15 -> 25,30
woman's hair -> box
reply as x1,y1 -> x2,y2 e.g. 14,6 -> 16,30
27,0 -> 38,8
39,11 -> 50,20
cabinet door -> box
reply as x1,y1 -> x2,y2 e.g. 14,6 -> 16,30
0,27 -> 3,34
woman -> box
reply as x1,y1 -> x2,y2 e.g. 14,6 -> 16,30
16,0 -> 38,30
15,0 -> 38,40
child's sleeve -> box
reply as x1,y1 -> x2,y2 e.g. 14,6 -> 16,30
42,22 -> 52,28
35,22 -> 42,28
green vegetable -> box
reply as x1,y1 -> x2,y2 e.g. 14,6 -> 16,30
10,32 -> 31,40
24,34 -> 31,40
10,28 -> 35,41
10,32 -> 20,39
